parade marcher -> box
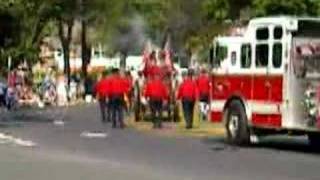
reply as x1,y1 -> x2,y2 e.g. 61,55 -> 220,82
94,74 -> 110,123
124,71 -> 133,112
109,68 -> 127,129
134,71 -> 144,122
144,74 -> 169,129
196,68 -> 210,121
177,70 -> 199,129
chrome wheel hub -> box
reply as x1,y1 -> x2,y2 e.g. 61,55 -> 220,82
229,115 -> 239,138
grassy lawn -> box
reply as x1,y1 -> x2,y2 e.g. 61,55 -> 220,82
127,103 -> 225,138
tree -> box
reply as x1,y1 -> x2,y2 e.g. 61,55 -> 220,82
0,0 -> 54,71
135,0 -> 230,63
47,0 -> 78,86
253,0 -> 318,16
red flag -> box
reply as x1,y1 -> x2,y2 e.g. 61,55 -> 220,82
142,40 -> 152,77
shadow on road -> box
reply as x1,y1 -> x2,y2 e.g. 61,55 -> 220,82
202,137 -> 241,152
252,136 -> 320,154
202,136 -> 320,155
0,107 -> 63,125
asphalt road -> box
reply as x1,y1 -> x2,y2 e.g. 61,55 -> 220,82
0,105 -> 320,180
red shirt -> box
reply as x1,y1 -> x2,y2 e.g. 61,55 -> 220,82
196,74 -> 210,96
124,76 -> 133,94
177,78 -> 199,101
144,64 -> 162,78
94,77 -> 110,98
144,79 -> 169,100
109,75 -> 127,96
8,73 -> 16,87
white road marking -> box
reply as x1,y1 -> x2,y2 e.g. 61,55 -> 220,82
80,131 -> 108,139
13,138 -> 37,147
0,133 -> 37,147
53,120 -> 65,126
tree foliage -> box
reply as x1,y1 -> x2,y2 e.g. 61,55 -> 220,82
1,0 -> 320,72
253,0 -> 319,16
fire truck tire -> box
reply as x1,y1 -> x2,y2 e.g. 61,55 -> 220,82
225,100 -> 250,146
308,133 -> 320,148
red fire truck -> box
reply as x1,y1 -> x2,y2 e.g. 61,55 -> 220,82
210,17 -> 320,146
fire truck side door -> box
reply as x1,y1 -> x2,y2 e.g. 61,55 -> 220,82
252,26 -> 284,128
252,26 -> 274,127
268,26 -> 284,127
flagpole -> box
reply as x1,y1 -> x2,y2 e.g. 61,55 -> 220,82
7,56 -> 12,82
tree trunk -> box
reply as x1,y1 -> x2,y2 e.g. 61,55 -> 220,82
81,19 -> 89,79
80,0 -> 90,79
186,48 -> 193,68
58,19 -> 73,89
120,51 -> 127,70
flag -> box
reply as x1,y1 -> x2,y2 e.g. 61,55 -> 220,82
142,40 -> 152,63
142,40 -> 152,76
163,36 -> 174,72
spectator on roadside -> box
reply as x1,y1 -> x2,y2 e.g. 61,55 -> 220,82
7,70 -> 17,88
56,75 -> 68,107
0,80 -> 7,107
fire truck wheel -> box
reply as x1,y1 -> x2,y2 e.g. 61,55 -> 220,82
225,100 -> 250,146
308,133 -> 320,149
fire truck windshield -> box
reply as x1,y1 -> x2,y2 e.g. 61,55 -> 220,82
293,48 -> 320,78
214,43 -> 228,66
292,20 -> 320,78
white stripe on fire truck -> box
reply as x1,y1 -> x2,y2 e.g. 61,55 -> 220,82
210,100 -> 226,112
210,100 -> 282,115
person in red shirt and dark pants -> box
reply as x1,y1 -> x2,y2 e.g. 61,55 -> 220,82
144,74 -> 169,129
109,68 -> 127,129
196,69 -> 210,121
124,71 -> 133,112
177,70 -> 199,129
94,73 -> 110,123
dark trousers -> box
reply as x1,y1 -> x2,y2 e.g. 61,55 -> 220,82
182,99 -> 195,129
98,98 -> 107,122
0,95 -> 5,107
110,95 -> 124,128
149,99 -> 163,128
200,94 -> 209,121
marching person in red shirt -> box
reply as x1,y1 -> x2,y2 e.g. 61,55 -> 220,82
144,74 -> 169,129
124,71 -> 133,111
143,51 -> 163,79
108,68 -> 127,129
177,69 -> 199,129
94,73 -> 110,123
196,68 -> 211,121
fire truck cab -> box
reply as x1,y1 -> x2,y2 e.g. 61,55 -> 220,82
210,17 -> 320,146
